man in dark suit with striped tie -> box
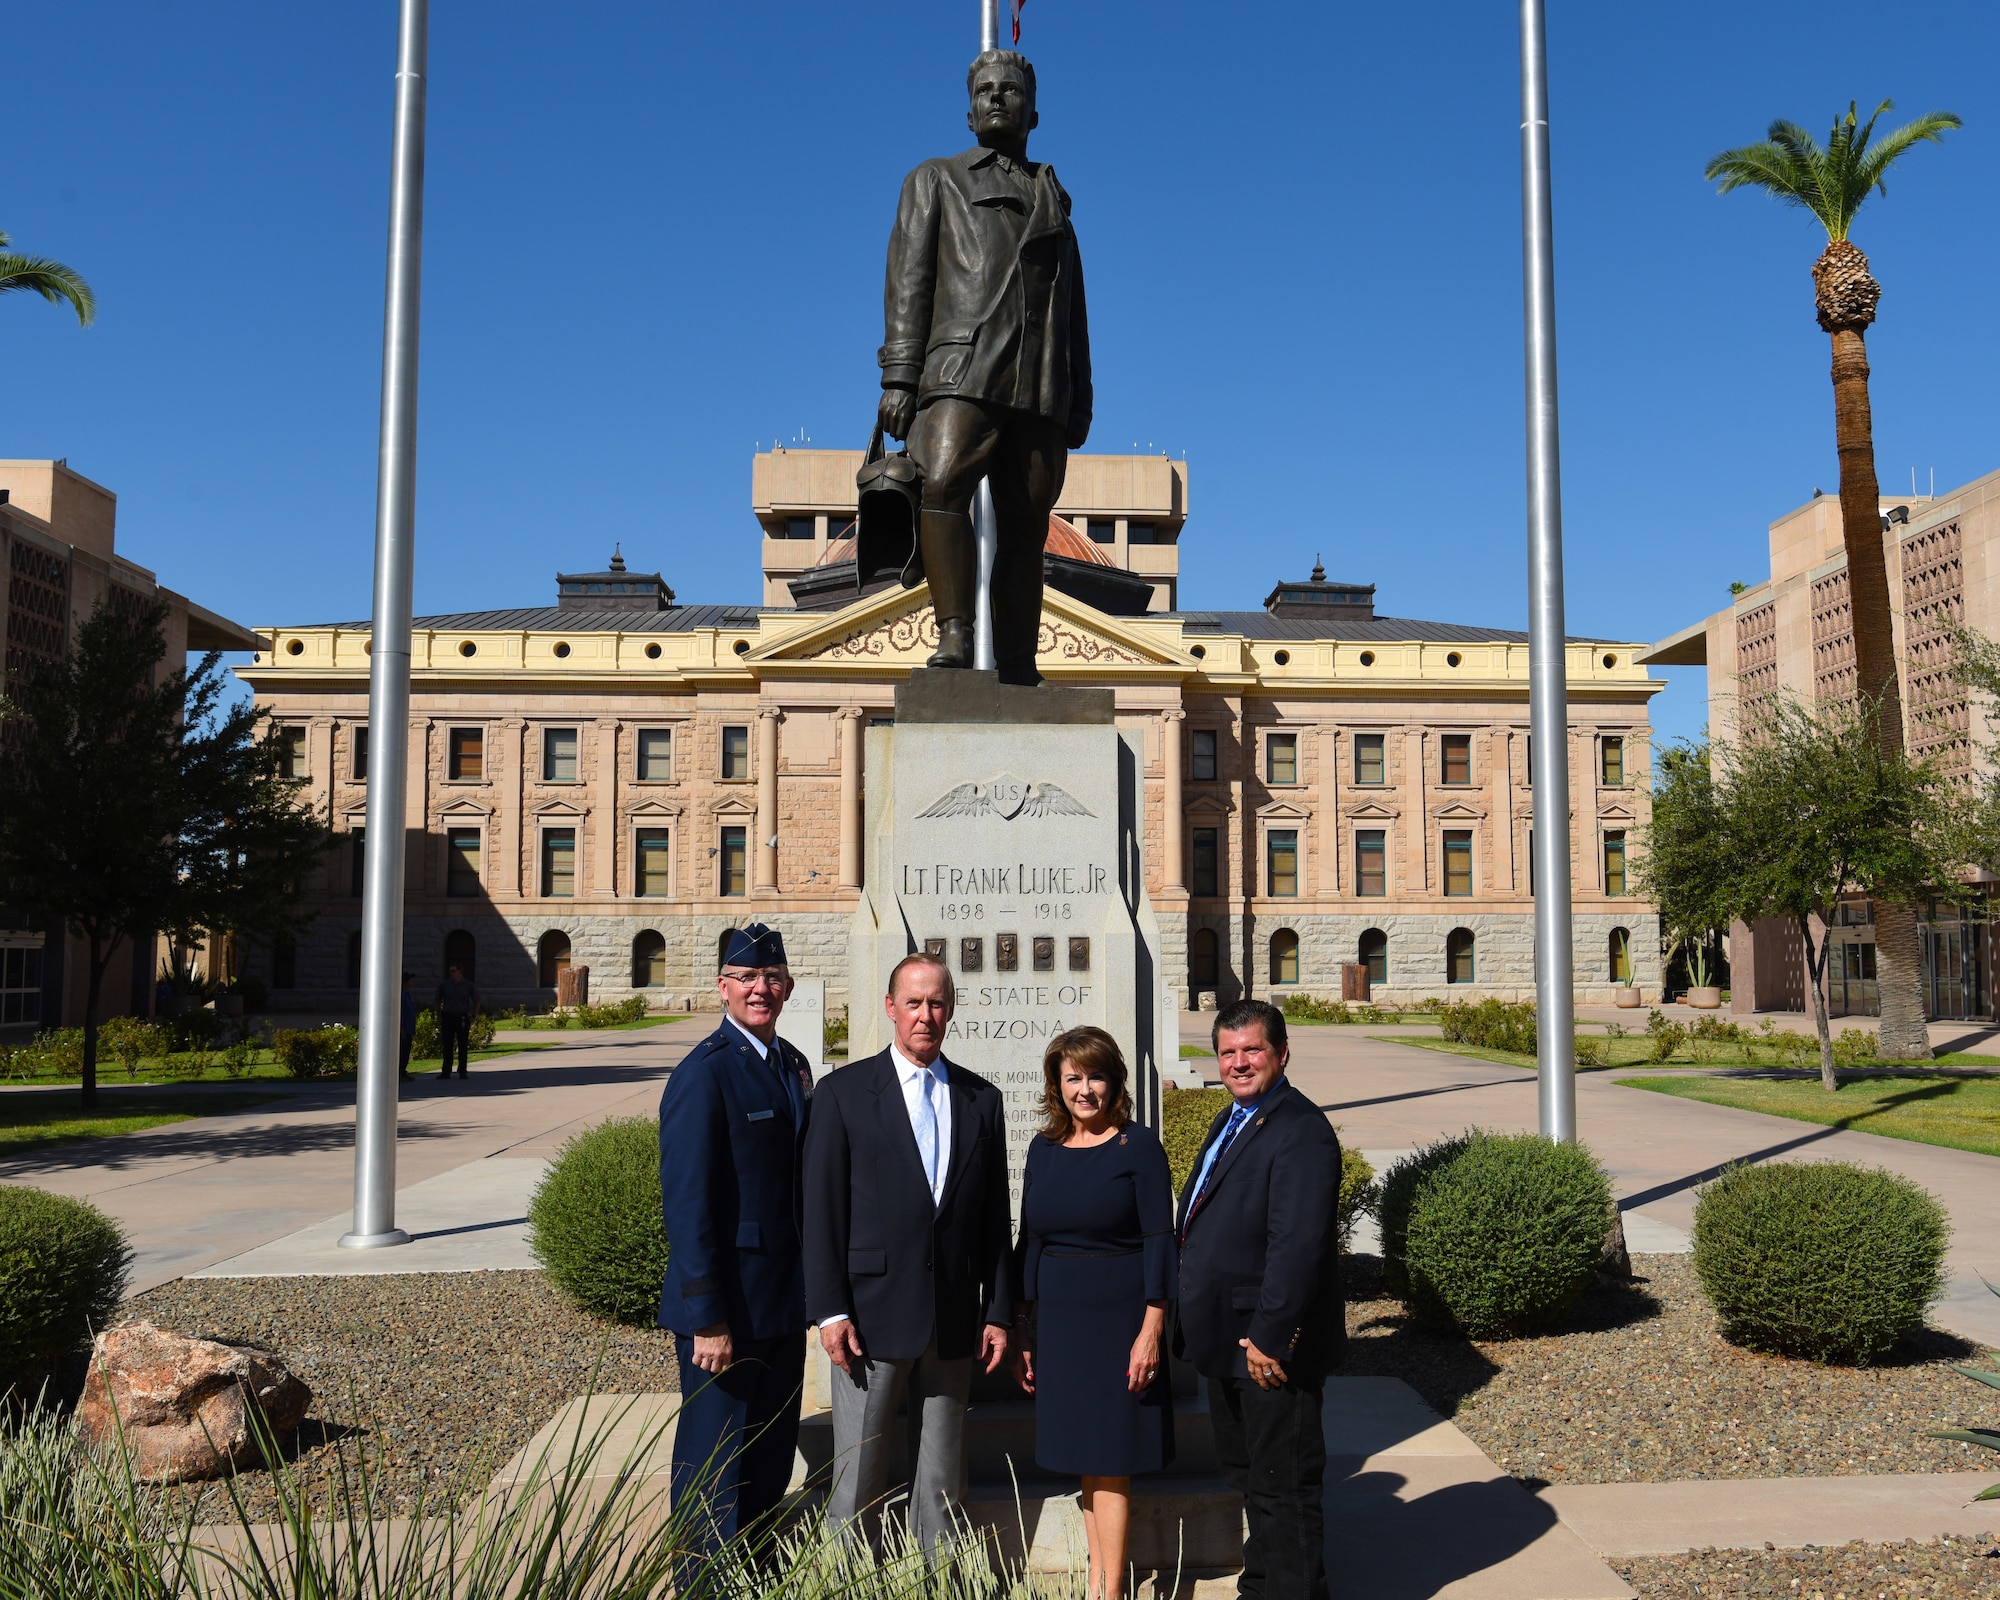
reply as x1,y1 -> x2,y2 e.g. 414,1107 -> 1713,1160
1175,999 -> 1344,1600
658,923 -> 817,1574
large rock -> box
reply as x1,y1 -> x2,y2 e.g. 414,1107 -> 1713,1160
75,1321 -> 312,1483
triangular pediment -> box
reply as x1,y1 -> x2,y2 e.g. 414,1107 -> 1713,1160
1256,799 -> 1312,822
531,798 -> 587,819
627,798 -> 684,819
439,797 -> 494,819
1346,801 -> 1399,820
754,582 -> 1186,671
1598,802 -> 1638,823
709,794 -> 757,817
1433,800 -> 1485,821
1185,794 -> 1234,817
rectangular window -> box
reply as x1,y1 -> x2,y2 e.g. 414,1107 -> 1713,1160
1265,732 -> 1297,785
1191,728 -> 1218,782
1444,830 -> 1474,897
784,517 -> 816,540
1128,522 -> 1157,545
0,945 -> 44,1026
721,725 -> 750,780
637,728 -> 673,781
720,826 -> 747,896
446,828 -> 481,897
636,828 -> 672,896
1356,830 -> 1386,897
1087,518 -> 1115,544
541,829 -> 576,897
276,725 -> 307,779
272,936 -> 296,991
1604,831 -> 1627,896
1354,733 -> 1385,785
1267,829 -> 1299,897
1192,827 -> 1219,897
1602,736 -> 1625,786
448,727 -> 484,781
352,726 -> 369,781
543,727 -> 579,782
1441,734 -> 1472,786
349,829 -> 366,898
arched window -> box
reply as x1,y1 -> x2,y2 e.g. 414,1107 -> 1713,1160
538,930 -> 573,988
1269,929 -> 1300,985
345,930 -> 363,989
1446,927 -> 1476,985
443,929 -> 477,981
1190,927 -> 1219,989
1609,926 -> 1632,984
633,930 -> 666,988
1359,928 -> 1388,985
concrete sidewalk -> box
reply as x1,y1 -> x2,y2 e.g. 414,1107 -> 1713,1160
0,1019 -> 708,1291
1187,1019 -> 2000,1349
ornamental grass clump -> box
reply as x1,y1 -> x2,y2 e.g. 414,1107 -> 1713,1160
1384,1131 -> 1613,1337
528,1115 -> 668,1325
0,1185 -> 131,1404
1693,1160 -> 1947,1363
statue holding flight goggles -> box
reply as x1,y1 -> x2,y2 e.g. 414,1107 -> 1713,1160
857,49 -> 1092,688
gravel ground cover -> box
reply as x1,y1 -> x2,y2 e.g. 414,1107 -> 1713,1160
1611,1537 -> 2000,1598
1340,1255 -> 1996,1483
122,1269 -> 679,1519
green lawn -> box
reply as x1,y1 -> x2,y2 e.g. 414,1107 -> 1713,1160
500,1015 -> 686,1033
9,1039 -> 552,1089
1617,1071 -> 2000,1159
0,1089 -> 281,1155
1180,1044 -> 1214,1058
1376,1032 -> 2000,1076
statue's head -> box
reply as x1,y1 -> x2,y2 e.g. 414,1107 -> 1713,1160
966,49 -> 1037,146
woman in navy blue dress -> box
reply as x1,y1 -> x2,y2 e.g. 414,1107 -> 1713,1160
1012,1026 -> 1176,1600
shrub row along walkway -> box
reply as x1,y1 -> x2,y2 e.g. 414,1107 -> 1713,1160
0,1020 -> 706,1290
1216,1019 -> 2000,1349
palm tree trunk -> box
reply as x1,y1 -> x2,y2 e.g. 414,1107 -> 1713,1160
1827,321 -> 1932,1061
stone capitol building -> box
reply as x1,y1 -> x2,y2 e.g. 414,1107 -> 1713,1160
240,448 -> 1664,1017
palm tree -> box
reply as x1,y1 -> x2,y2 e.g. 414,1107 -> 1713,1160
0,230 -> 95,325
1705,101 -> 1960,1061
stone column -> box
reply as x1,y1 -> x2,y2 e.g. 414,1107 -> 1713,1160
501,720 -> 525,897
1161,709 -> 1185,889
1317,725 -> 1339,895
837,708 -> 864,889
597,720 -> 620,895
756,707 -> 782,894
1405,727 -> 1428,893
1494,729 -> 1516,892
407,719 -> 432,893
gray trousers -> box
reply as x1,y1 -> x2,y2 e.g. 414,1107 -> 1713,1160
826,1339 -> 971,1553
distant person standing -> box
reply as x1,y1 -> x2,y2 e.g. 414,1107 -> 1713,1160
398,973 -> 417,1080
1012,1026 -> 1175,1600
433,963 -> 478,1080
658,924 -> 814,1577
1176,999 -> 1344,1600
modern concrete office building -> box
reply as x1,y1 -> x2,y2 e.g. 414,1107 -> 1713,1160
240,452 -> 1664,1017
0,459 -> 265,1036
1645,467 -> 2000,1021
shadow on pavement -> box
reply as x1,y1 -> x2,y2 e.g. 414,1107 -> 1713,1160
1315,1074 -> 1533,1117
1327,1468 -> 1563,1599
0,1117 -> 455,1177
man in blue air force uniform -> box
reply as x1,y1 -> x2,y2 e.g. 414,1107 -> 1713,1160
658,924 -> 815,1560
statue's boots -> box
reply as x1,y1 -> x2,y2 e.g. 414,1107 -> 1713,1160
989,527 -> 1047,687
921,510 -> 977,669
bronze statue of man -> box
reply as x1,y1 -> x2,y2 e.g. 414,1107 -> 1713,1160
876,48 -> 1092,687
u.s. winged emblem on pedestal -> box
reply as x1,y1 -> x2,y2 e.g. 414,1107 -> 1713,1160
916,776 -> 1094,821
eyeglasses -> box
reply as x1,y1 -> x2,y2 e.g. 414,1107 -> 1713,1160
721,969 -> 787,991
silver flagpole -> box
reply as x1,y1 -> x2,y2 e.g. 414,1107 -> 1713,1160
341,0 -> 430,1248
973,0 -> 999,670
1519,0 -> 1576,1142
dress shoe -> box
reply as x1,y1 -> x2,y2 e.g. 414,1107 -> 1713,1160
928,617 -> 973,668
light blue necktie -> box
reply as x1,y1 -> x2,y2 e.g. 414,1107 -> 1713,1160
914,1069 -> 940,1200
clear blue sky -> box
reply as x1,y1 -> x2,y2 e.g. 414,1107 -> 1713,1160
6,0 -> 1995,749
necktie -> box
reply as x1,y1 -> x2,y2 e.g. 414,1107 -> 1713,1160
1183,1105 -> 1251,1238
914,1069 -> 940,1202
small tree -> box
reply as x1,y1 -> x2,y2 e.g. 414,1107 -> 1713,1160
1637,743 -> 1734,995
0,603 -> 330,1108
1686,697 -> 1967,1089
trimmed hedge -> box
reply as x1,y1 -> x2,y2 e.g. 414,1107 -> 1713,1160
271,1025 -> 358,1079
1160,1086 -> 1376,1251
1692,1160 -> 1948,1364
1384,1131 -> 1613,1337
528,1116 -> 668,1325
0,1186 -> 132,1402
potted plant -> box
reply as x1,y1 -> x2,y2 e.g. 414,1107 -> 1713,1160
1612,929 -> 1641,1008
1683,935 -> 1722,1010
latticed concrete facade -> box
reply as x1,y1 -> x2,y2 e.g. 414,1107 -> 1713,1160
241,455 -> 1665,1017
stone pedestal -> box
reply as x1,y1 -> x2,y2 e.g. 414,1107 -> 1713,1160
849,671 -> 1167,1202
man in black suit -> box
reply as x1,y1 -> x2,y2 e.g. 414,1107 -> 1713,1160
802,952 -> 1013,1552
1176,999 -> 1343,1600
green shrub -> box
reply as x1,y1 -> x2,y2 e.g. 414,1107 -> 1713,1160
1161,1087 -> 1375,1252
529,1116 -> 668,1325
411,1007 -> 440,1060
1437,999 -> 1537,1054
10,1028 -> 86,1081
1383,1131 -> 1613,1335
1280,993 -> 1351,1024
167,1007 -> 223,1051
575,996 -> 649,1028
469,1012 -> 496,1049
1692,1160 -> 1948,1364
0,1186 -> 132,1402
825,1009 -> 850,1055
98,1016 -> 171,1079
271,1025 -> 359,1079
1572,1034 -> 1607,1068
1833,1027 -> 1879,1069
